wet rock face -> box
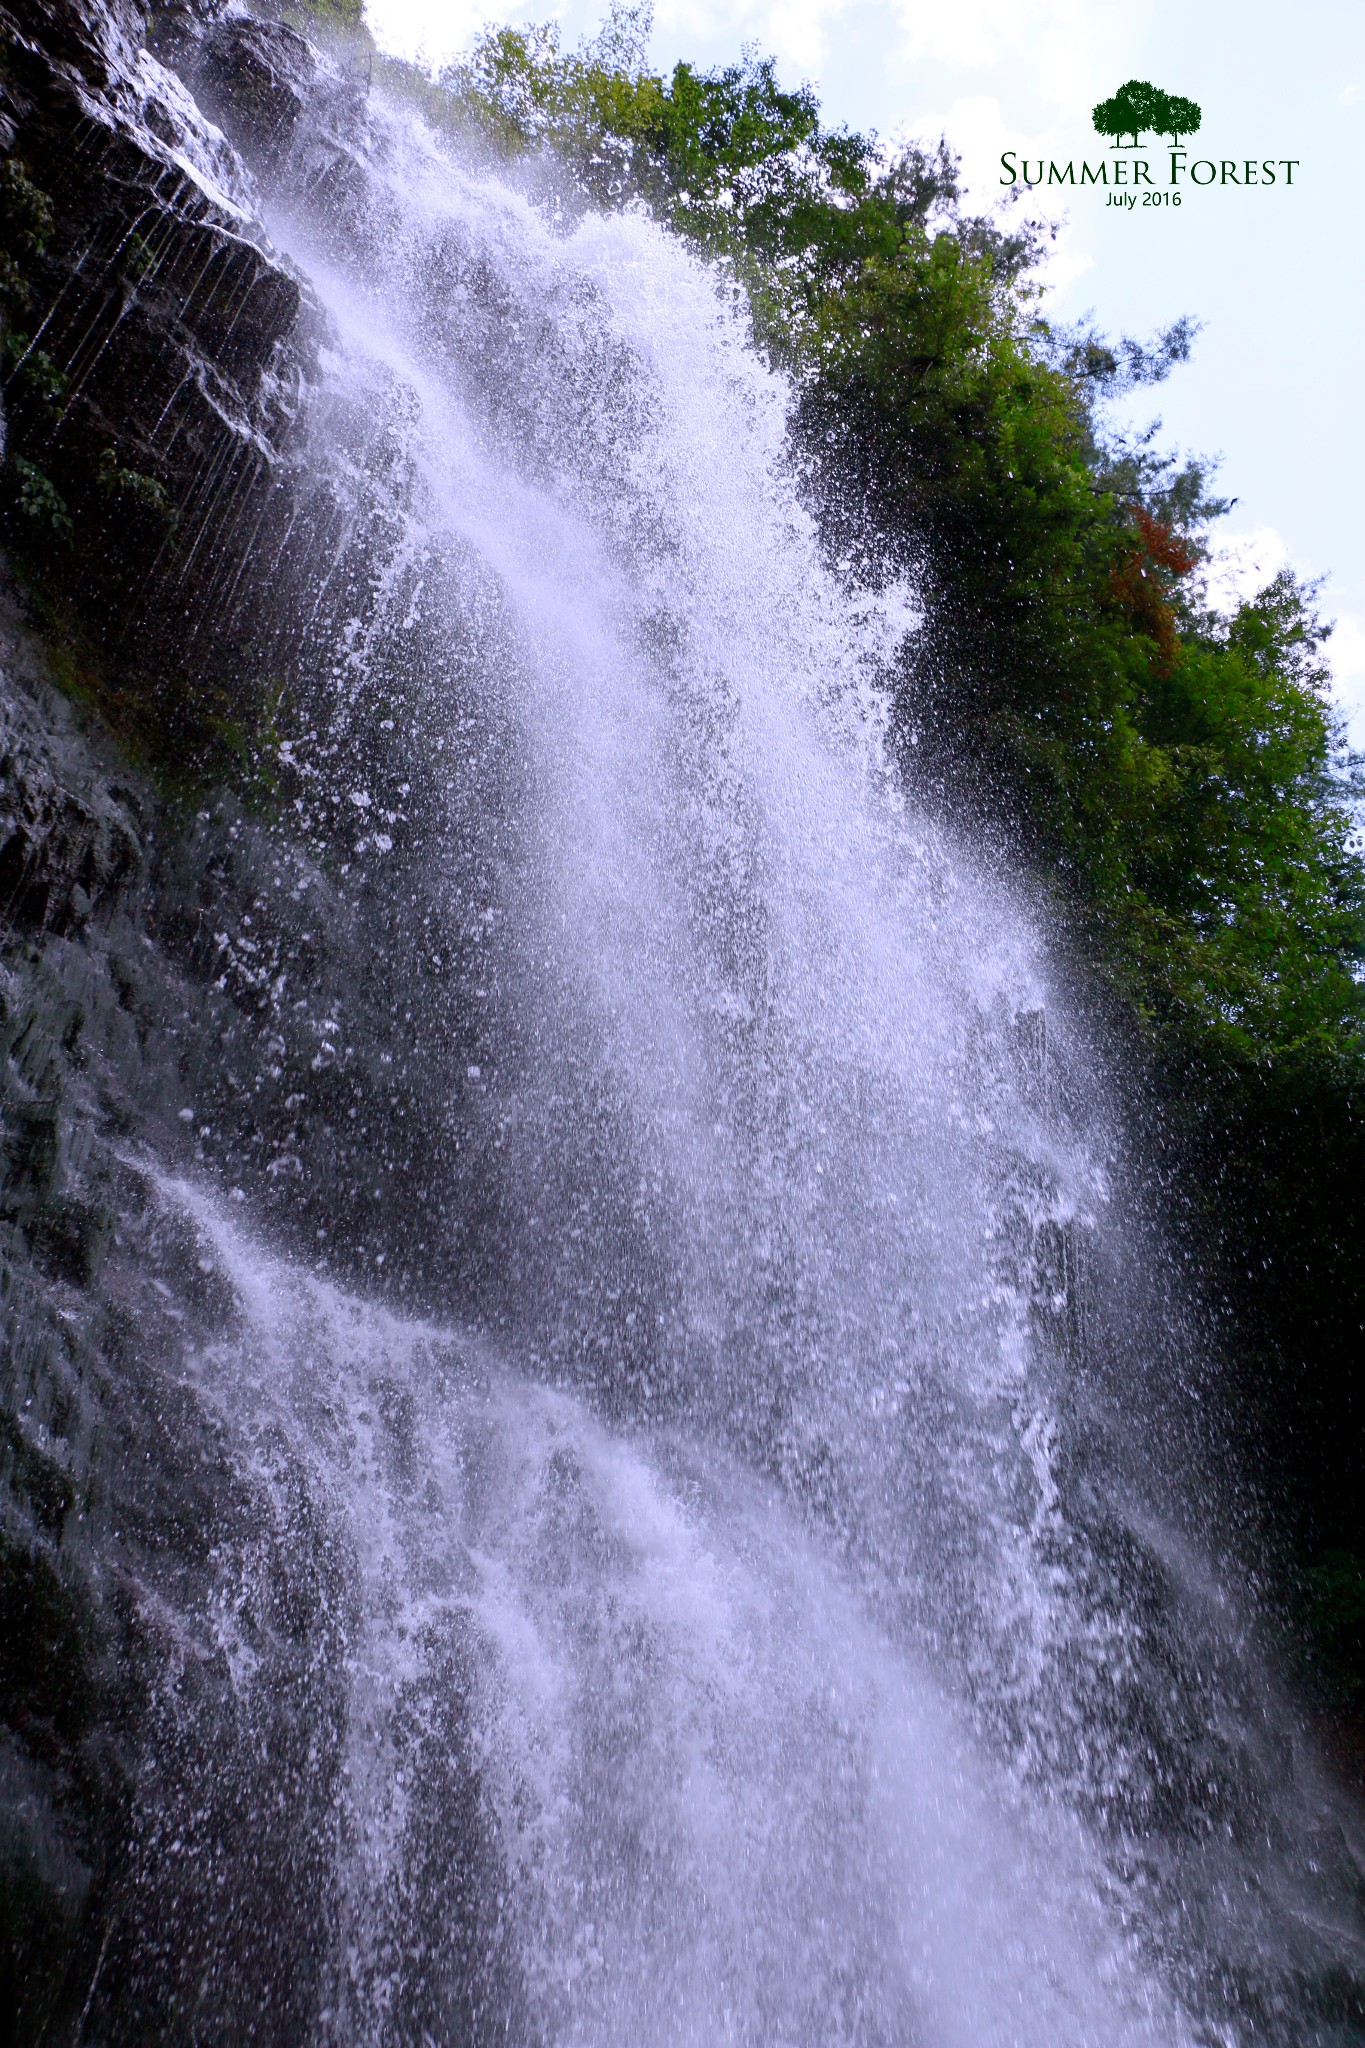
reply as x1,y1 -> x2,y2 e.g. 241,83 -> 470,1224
0,0 -> 310,696
0,655 -> 143,939
189,15 -> 318,174
0,552 -> 496,2036
0,561 -> 350,2039
0,132 -> 491,2027
2,544 -> 444,2044
4,0 -> 149,95
0,0 -> 460,1270
0,7 -> 503,2031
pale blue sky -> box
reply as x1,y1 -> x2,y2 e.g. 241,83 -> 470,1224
365,0 -> 1365,736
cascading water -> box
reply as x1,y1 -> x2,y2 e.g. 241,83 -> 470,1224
101,42 -> 1365,2046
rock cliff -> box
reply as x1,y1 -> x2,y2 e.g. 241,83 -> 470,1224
0,5 -> 469,2031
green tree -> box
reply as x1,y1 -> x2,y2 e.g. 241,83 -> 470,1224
1154,90 -> 1202,146
1092,79 -> 1165,147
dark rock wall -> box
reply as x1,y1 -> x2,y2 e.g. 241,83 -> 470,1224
0,4 -> 460,2034
0,0 -> 312,748
3,0 -> 504,1279
0,541 -> 498,2039
0,557 -> 362,2042
0,0 -> 556,2024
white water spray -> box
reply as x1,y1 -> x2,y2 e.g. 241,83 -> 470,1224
136,67 -> 1365,2046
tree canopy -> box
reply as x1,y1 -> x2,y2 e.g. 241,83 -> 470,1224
415,7 -> 1360,1063
1158,92 -> 1202,145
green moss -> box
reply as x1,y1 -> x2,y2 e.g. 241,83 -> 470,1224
280,0 -> 368,37
0,559 -> 277,808
2,333 -> 68,408
120,229 -> 157,281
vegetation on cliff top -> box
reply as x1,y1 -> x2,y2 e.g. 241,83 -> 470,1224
417,4 -> 1364,1063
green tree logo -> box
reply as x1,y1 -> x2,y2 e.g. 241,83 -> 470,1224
1155,92 -> 1201,146
1092,81 -> 1202,148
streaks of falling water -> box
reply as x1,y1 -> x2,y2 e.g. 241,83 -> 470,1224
141,66 -> 1365,2048
175,1181 -> 1191,2048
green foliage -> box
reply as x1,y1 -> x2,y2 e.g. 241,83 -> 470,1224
1108,575 -> 1364,1062
0,156 -> 54,320
3,454 -> 71,539
0,160 -> 69,547
3,330 -> 69,407
97,444 -> 174,525
434,6 -> 666,200
433,3 -> 950,268
784,250 -> 1363,1069
120,229 -> 157,280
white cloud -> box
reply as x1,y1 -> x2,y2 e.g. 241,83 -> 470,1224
887,0 -> 1142,111
364,0 -> 1155,118
649,0 -> 1152,104
758,0 -> 853,71
367,0 -> 853,77
897,91 -> 1042,187
1327,612 -> 1365,746
655,0 -> 848,71
1331,614 -> 1365,682
365,0 -> 518,67
653,0 -> 1147,101
1202,525 -> 1291,613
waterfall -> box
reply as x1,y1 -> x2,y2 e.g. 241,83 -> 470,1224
104,51 -> 1365,2046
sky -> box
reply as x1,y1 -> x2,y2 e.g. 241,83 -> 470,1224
363,0 -> 1365,739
